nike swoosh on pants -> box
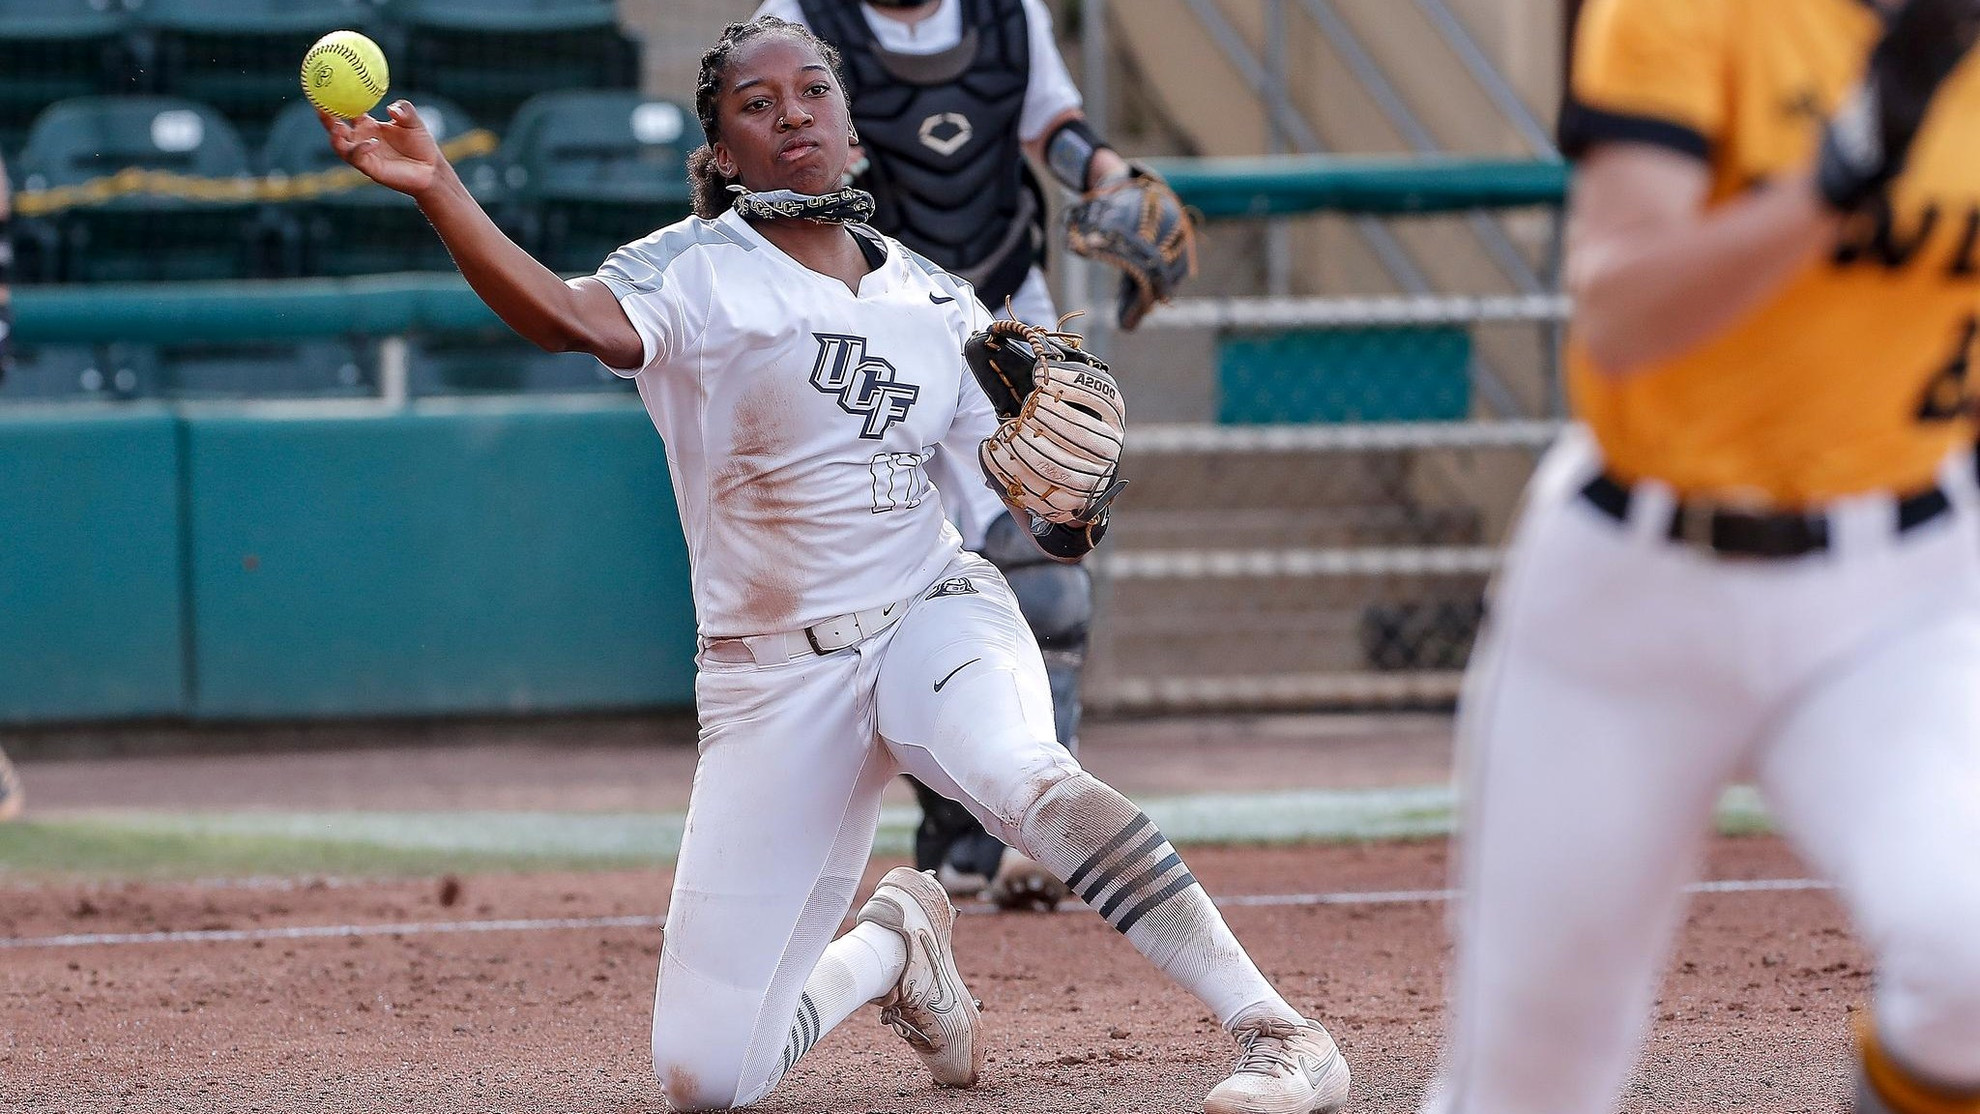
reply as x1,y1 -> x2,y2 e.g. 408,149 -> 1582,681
934,658 -> 982,692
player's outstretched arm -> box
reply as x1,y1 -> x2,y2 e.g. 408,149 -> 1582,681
318,102 -> 643,369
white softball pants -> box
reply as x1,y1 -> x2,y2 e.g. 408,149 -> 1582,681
1433,427 -> 1980,1114
651,551 -> 1076,1110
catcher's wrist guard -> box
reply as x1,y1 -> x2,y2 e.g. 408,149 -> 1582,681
1065,163 -> 1198,331
1817,0 -> 1978,212
1029,504 -> 1117,563
1045,116 -> 1107,193
966,317 -> 1127,527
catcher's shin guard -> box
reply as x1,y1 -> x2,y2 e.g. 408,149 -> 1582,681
911,780 -> 1011,901
1858,1017 -> 1980,1114
985,509 -> 1092,749
1002,562 -> 1089,749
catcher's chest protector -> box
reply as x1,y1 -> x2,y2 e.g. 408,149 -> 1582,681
800,0 -> 1041,305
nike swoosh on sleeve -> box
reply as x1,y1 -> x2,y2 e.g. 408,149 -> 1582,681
929,293 -> 956,305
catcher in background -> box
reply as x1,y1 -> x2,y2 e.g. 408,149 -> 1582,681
320,16 -> 1341,1113
0,149 -> 21,823
755,0 -> 1197,912
1429,2 -> 1980,1113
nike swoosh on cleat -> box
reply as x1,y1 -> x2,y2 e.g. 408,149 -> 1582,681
933,658 -> 981,692
917,929 -> 961,1013
1297,1049 -> 1337,1080
929,293 -> 956,305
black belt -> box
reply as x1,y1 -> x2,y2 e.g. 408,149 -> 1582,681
1579,473 -> 1953,559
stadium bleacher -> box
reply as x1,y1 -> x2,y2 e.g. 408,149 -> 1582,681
260,91 -> 506,276
502,89 -> 698,274
0,0 -> 693,398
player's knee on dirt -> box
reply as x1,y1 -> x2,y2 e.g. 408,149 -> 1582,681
653,1051 -> 739,1112
1874,917 -> 1980,1088
651,964 -> 776,1111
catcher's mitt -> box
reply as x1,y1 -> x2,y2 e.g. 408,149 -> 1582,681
1065,165 -> 1198,331
966,317 -> 1127,526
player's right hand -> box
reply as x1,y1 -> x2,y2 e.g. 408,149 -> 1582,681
319,100 -> 448,199
1817,0 -> 1980,211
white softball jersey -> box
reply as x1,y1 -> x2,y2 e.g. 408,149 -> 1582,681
594,209 -> 1003,639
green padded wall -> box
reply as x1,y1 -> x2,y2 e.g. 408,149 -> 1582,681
0,405 -> 189,721
1218,327 -> 1473,424
183,399 -> 695,718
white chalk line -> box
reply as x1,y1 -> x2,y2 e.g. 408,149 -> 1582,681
0,877 -> 1832,951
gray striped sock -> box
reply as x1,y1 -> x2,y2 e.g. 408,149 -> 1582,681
1018,772 -> 1297,1027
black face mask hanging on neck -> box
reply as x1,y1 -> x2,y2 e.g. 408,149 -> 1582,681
728,184 -> 879,225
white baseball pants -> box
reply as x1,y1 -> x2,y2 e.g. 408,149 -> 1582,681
1433,427 -> 1980,1114
651,551 -> 1076,1110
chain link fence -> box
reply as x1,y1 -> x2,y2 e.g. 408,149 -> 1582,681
1078,162 -> 1570,712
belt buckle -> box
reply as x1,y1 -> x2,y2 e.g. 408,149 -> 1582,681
805,615 -> 856,655
1672,501 -> 1718,550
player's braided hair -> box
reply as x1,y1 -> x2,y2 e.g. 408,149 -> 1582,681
687,16 -> 848,220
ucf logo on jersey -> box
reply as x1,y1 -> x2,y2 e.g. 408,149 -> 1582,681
809,333 -> 922,439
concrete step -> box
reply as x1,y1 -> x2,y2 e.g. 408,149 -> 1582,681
1092,572 -> 1486,678
1107,505 -> 1484,548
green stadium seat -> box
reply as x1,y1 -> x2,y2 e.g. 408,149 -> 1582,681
0,1 -> 142,154
154,338 -> 374,398
146,0 -> 378,146
503,91 -> 698,274
17,96 -> 265,282
261,93 -> 505,276
408,331 -> 629,396
387,0 -> 616,33
389,0 -> 637,129
3,149 -> 61,284
0,342 -> 156,399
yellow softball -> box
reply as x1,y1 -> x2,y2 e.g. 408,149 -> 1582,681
301,30 -> 389,119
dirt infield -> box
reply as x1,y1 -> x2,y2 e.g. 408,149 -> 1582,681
3,835 -> 1861,1114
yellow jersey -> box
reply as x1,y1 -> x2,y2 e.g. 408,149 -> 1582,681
1562,0 -> 1980,504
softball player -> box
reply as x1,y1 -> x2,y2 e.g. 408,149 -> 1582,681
1431,2 -> 1980,1113
755,0 -> 1190,911
322,17 -> 1347,1114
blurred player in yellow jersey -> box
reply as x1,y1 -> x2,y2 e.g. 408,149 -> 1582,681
1427,2 -> 1980,1113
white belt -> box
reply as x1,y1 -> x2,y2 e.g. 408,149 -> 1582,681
700,595 -> 912,667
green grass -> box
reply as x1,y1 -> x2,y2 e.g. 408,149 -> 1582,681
0,786 -> 1781,883
0,818 -> 658,880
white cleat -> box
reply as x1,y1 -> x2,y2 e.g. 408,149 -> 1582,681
856,867 -> 984,1088
1203,1010 -> 1352,1114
